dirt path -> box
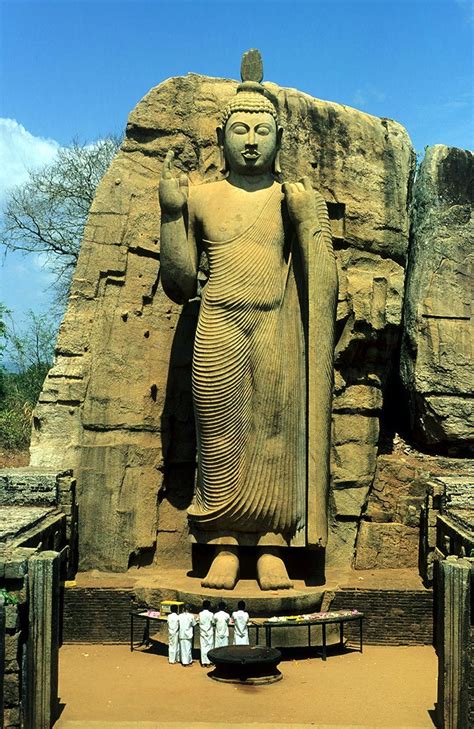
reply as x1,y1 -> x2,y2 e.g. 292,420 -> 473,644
55,643 -> 437,727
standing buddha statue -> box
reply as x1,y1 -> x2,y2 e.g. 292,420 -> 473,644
159,50 -> 338,590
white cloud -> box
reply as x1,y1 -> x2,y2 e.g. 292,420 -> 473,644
0,248 -> 58,323
439,90 -> 473,112
0,120 -> 61,321
455,0 -> 474,25
0,118 -> 59,206
353,85 -> 387,109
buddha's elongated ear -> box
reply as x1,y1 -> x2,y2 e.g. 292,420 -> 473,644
273,126 -> 283,176
216,126 -> 228,175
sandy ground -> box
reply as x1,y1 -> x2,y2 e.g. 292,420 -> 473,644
54,643 -> 437,728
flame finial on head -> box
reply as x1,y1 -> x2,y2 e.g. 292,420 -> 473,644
221,48 -> 279,127
240,48 -> 264,83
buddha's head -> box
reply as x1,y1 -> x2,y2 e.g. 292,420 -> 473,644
217,50 -> 282,176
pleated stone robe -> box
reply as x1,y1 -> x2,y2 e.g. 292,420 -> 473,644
188,183 -> 336,549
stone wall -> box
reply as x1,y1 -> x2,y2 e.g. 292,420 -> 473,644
419,474 -> 474,584
0,469 -> 77,726
0,548 -> 62,728
435,557 -> 472,729
0,469 -> 77,578
470,626 -> 474,729
63,588 -> 139,644
29,73 -> 415,573
0,470 -> 58,505
1,556 -> 26,729
330,587 -> 433,645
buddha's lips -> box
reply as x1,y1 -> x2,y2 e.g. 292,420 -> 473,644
242,151 -> 260,160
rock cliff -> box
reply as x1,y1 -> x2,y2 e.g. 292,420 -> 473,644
401,145 -> 473,450
30,74 -> 415,571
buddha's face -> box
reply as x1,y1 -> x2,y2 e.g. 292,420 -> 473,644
223,111 -> 278,175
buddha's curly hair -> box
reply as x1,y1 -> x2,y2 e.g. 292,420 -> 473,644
221,81 -> 279,127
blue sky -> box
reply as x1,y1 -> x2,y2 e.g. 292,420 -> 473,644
0,0 -> 473,326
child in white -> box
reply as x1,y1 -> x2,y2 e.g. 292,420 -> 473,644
213,601 -> 231,648
231,600 -> 250,645
167,605 -> 180,663
198,600 -> 215,666
178,604 -> 196,666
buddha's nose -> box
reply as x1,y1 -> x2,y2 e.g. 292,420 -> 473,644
247,128 -> 256,145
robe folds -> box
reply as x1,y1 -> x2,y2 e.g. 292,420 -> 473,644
198,609 -> 215,665
187,183 -> 337,548
189,187 -> 306,546
167,613 -> 180,664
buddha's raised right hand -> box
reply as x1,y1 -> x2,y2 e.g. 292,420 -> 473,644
282,176 -> 321,231
159,151 -> 189,215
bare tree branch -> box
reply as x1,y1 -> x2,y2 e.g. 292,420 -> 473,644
0,135 -> 122,306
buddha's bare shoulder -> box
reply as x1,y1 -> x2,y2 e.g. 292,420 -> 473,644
191,178 -> 283,197
190,179 -> 283,221
187,179 -> 225,212
190,178 -> 227,197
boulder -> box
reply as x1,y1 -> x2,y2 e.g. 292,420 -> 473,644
400,145 -> 473,449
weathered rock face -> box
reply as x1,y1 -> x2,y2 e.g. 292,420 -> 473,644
400,145 -> 473,450
30,74 -> 415,571
354,443 -> 474,569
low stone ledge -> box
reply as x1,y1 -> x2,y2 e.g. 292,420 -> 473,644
0,469 -> 62,506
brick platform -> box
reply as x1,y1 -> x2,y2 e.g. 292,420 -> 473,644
331,588 -> 433,645
62,588 -> 141,644
62,571 -> 434,646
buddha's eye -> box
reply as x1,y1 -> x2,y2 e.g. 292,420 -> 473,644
231,124 -> 248,135
256,126 -> 271,136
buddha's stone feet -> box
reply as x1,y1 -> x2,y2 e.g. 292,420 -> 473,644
257,549 -> 293,590
201,547 -> 240,590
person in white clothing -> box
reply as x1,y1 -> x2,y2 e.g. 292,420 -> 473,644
178,604 -> 196,666
231,600 -> 250,645
198,600 -> 215,666
167,604 -> 180,663
213,601 -> 231,648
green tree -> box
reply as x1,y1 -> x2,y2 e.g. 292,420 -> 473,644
0,135 -> 121,451
0,310 -> 56,451
0,135 -> 121,305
